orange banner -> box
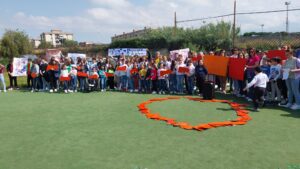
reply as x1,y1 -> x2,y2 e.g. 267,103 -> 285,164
203,55 -> 229,77
105,72 -> 114,77
117,66 -> 127,72
160,70 -> 172,77
46,65 -> 59,71
31,73 -> 37,78
77,72 -> 89,77
178,67 -> 189,74
60,76 -> 71,81
89,74 -> 99,80
130,68 -> 139,75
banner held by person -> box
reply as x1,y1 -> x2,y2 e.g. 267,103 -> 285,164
228,58 -> 247,81
203,55 -> 229,77
266,50 -> 287,60
170,48 -> 190,61
12,57 -> 28,77
108,48 -> 147,57
68,53 -> 87,65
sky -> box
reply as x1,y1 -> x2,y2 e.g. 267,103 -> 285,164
0,0 -> 299,43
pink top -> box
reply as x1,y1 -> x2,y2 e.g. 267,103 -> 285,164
150,69 -> 158,80
247,55 -> 260,68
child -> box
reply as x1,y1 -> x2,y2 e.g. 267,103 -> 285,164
157,64 -> 167,94
139,64 -> 147,93
260,58 -> 271,102
195,60 -> 208,96
107,64 -> 115,90
7,60 -> 18,90
27,58 -> 33,89
269,57 -> 282,102
30,59 -> 40,92
0,64 -> 6,92
187,60 -> 195,95
98,66 -> 107,92
89,67 -> 99,90
176,56 -> 186,94
244,67 -> 269,111
120,60 -> 128,91
130,63 -> 139,92
60,64 -> 70,93
77,60 -> 89,92
70,65 -> 78,92
126,62 -> 134,93
150,64 -> 158,94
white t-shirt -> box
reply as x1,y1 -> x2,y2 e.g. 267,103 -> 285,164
246,72 -> 269,89
176,63 -> 186,75
188,65 -> 195,76
61,70 -> 69,77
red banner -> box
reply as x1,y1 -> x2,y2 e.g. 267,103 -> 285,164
117,66 -> 127,72
228,58 -> 247,81
266,50 -> 286,60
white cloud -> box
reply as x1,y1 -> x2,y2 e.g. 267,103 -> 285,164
3,0 -> 300,42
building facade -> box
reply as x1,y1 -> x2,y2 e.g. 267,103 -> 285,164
31,39 -> 41,48
40,29 -> 74,47
111,27 -> 150,42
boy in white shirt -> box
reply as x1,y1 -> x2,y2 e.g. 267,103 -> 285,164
244,67 -> 269,111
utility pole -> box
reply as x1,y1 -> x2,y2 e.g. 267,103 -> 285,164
232,0 -> 237,48
174,11 -> 177,36
261,24 -> 264,33
285,2 -> 291,33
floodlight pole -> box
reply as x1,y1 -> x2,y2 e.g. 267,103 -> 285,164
285,2 -> 291,33
232,0 -> 237,48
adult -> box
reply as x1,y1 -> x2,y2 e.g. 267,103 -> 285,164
40,59 -> 49,91
176,55 -> 186,94
27,58 -> 33,89
245,48 -> 260,101
6,59 -> 18,90
281,49 -> 300,110
47,57 -> 59,93
0,63 -> 6,92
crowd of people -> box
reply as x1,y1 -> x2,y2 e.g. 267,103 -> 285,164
0,46 -> 300,111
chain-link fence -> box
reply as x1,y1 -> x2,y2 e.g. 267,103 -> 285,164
235,34 -> 300,51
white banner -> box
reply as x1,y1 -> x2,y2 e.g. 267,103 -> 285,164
170,48 -> 190,61
46,49 -> 63,62
12,58 -> 28,77
108,48 -> 147,57
67,53 -> 87,65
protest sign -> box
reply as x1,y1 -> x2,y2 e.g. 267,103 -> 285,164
12,57 -> 28,77
67,53 -> 87,65
170,48 -> 190,61
108,48 -> 147,57
46,49 -> 63,62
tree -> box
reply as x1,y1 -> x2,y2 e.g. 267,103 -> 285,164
62,40 -> 78,48
0,29 -> 33,58
38,41 -> 53,49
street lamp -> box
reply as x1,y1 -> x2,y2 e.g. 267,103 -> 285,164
285,1 -> 291,33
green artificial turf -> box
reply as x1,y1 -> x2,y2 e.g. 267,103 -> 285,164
0,92 -> 299,169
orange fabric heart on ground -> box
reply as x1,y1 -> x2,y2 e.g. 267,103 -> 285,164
137,97 -> 252,132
